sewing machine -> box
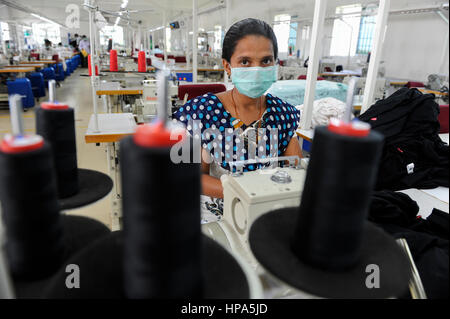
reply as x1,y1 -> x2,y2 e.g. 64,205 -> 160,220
344,76 -> 387,101
142,79 -> 178,122
278,66 -> 307,80
319,62 -> 336,73
202,156 -> 307,270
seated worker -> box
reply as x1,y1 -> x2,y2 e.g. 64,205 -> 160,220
41,39 -> 56,60
173,18 -> 302,214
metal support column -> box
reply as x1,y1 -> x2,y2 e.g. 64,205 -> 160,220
361,0 -> 391,114
300,0 -> 328,130
224,0 -> 230,84
88,6 -> 100,132
192,0 -> 198,83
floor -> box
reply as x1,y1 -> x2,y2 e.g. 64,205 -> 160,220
0,68 -> 113,229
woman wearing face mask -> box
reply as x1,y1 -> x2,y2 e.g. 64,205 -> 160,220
173,18 -> 302,202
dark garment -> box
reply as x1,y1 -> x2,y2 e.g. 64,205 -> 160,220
359,88 -> 449,191
369,190 -> 449,299
377,223 -> 449,300
81,54 -> 88,68
369,191 -> 449,240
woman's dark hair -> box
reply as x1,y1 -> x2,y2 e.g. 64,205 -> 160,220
222,18 -> 278,62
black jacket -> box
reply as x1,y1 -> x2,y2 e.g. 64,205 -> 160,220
359,88 -> 449,190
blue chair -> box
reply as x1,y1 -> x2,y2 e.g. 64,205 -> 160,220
26,72 -> 46,100
65,60 -> 73,76
69,58 -> 75,72
55,63 -> 65,82
7,78 -> 35,108
72,55 -> 80,68
42,67 -> 56,88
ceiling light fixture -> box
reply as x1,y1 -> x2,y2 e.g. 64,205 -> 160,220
30,13 -> 66,29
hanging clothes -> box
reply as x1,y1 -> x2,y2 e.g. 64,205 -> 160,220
359,88 -> 449,191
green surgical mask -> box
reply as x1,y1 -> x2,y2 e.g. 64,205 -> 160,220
231,66 -> 277,98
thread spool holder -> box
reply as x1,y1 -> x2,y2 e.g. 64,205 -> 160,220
48,80 -> 56,103
229,155 -> 301,177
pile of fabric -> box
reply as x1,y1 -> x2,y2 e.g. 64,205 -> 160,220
369,191 -> 448,299
295,97 -> 350,129
360,88 -> 449,299
359,88 -> 449,191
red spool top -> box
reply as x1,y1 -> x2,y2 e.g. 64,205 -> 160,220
41,102 -> 69,110
134,121 -> 185,148
327,118 -> 370,137
0,134 -> 44,153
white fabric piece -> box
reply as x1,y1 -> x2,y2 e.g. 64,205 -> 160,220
296,97 -> 350,129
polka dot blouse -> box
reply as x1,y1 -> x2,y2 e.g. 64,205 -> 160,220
172,92 -> 300,172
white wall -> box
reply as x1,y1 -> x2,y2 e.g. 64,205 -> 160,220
382,12 -> 449,81
307,2 -> 449,81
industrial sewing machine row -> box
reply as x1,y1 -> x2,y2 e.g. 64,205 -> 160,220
98,73 -> 178,123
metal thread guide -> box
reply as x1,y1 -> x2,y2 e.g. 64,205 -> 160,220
48,79 -> 56,103
9,94 -> 24,137
157,68 -> 170,127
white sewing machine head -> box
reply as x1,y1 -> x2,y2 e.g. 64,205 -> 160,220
203,156 -> 306,270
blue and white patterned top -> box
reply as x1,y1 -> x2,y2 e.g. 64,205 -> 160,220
172,92 -> 300,172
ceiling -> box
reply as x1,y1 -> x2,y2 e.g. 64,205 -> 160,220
0,0 -> 447,30
0,0 -> 219,28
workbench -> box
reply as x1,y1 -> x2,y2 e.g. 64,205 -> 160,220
418,88 -> 449,97
95,81 -> 145,113
319,71 -> 361,82
172,67 -> 224,73
96,88 -> 143,96
20,60 -> 56,65
100,66 -> 156,73
85,113 -> 137,230
0,67 -> 35,79
320,71 -> 360,77
4,64 -> 45,71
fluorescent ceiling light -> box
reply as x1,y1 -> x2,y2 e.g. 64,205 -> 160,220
149,26 -> 164,32
30,13 -> 65,28
115,17 -> 121,26
121,0 -> 128,9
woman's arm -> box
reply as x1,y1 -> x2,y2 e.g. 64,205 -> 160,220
201,149 -> 224,198
283,135 -> 303,162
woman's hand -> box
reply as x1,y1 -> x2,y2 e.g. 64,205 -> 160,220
201,149 -> 224,198
200,137 -> 302,199
283,136 -> 303,164
201,174 -> 224,199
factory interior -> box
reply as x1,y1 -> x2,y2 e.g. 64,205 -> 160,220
0,0 -> 448,304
